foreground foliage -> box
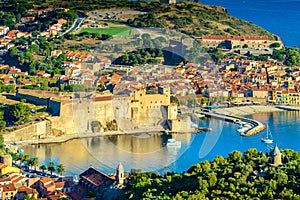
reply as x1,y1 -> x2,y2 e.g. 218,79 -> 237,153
119,148 -> 300,199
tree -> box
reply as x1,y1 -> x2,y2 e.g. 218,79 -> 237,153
0,134 -> 4,150
6,103 -> 30,125
228,150 -> 242,163
40,164 -> 47,173
87,191 -> 96,198
57,164 -> 65,176
30,157 -> 39,170
48,162 -> 56,175
270,42 -> 280,48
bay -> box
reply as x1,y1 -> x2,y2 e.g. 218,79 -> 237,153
22,111 -> 300,176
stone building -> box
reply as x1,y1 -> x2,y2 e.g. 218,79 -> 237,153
129,86 -> 174,126
116,163 -> 124,186
271,145 -> 282,167
200,35 -> 281,49
71,164 -> 126,200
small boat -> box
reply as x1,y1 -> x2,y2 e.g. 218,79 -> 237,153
261,125 -> 273,143
197,114 -> 205,118
237,127 -> 248,133
166,139 -> 181,147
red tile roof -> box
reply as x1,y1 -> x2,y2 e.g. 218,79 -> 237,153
0,183 -> 16,192
202,35 -> 268,41
80,167 -> 114,187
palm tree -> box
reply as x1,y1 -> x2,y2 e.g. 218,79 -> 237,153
40,164 -> 47,173
48,162 -> 56,175
57,164 -> 65,176
30,157 -> 39,170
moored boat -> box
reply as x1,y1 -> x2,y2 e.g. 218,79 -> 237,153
261,125 -> 273,144
166,139 -> 181,147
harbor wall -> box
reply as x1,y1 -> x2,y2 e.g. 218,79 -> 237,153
3,121 -> 51,142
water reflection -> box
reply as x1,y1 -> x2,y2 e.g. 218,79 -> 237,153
23,132 -> 193,175
22,111 -> 300,176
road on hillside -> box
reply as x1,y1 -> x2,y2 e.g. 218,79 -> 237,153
59,12 -> 85,37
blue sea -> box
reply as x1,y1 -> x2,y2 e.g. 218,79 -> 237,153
200,0 -> 300,47
23,111 -> 300,175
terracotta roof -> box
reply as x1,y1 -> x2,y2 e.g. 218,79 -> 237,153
0,163 -> 7,169
0,183 -> 16,192
93,96 -> 112,102
40,177 -> 53,184
17,186 -> 37,194
80,167 -> 114,187
54,181 -> 65,189
110,73 -> 122,84
202,35 -> 268,41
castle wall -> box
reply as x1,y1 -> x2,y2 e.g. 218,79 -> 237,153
3,121 -> 51,142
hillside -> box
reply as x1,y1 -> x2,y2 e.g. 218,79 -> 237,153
17,0 -> 277,40
118,148 -> 300,199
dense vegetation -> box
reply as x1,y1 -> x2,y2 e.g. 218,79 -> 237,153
126,2 -> 276,39
271,48 -> 300,66
1,0 -> 76,32
0,102 -> 31,130
4,37 -> 68,75
114,33 -> 166,65
4,0 -> 276,39
118,148 -> 300,199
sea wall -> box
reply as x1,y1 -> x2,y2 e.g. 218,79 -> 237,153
3,120 -> 51,142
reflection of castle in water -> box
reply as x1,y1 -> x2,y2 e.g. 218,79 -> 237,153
107,133 -> 193,154
107,133 -> 164,154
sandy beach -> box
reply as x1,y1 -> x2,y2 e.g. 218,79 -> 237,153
213,105 -> 283,116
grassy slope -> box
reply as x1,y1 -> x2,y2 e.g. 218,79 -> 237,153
28,0 -> 276,40
78,27 -> 131,36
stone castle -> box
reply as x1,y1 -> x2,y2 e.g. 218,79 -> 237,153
4,87 -> 192,142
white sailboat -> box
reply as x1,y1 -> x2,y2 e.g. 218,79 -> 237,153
261,125 -> 273,144
166,139 -> 181,147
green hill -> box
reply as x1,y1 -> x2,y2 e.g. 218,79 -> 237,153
18,0 -> 277,40
118,148 -> 300,199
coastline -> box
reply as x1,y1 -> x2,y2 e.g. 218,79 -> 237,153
13,105 -> 296,146
16,129 -> 164,147
213,105 -> 283,116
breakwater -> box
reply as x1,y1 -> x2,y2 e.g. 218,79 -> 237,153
196,109 -> 265,136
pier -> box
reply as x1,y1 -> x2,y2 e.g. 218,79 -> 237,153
195,109 -> 265,136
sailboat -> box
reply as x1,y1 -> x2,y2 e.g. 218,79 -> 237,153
261,125 -> 273,143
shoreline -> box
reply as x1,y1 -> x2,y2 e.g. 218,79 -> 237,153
12,105 -> 298,146
15,129 -> 164,147
213,105 -> 284,116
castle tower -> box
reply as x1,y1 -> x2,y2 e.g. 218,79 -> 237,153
272,145 -> 282,166
116,163 -> 124,186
